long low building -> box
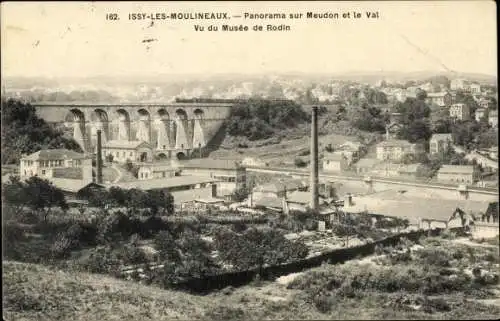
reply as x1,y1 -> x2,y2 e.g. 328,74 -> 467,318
343,188 -> 496,228
108,175 -> 220,192
175,158 -> 247,197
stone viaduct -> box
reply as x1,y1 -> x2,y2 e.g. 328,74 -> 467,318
33,102 -> 233,159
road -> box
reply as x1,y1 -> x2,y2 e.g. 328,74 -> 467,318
246,166 -> 499,196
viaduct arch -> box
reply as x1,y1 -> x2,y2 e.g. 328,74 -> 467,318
34,102 -> 233,159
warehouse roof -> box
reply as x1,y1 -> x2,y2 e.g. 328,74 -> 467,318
22,149 -> 89,161
107,175 -> 219,190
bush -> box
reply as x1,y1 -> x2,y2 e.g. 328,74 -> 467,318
313,294 -> 333,313
77,246 -> 121,274
415,248 -> 452,267
17,210 -> 41,225
204,305 -> 245,321
294,158 -> 307,168
97,211 -> 133,243
232,222 -> 248,233
422,297 -> 451,313
50,234 -> 78,259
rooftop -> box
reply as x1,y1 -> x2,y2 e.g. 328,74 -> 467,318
398,163 -> 424,173
356,158 -> 383,168
253,179 -> 306,193
427,92 -> 450,98
178,158 -> 244,170
286,191 -> 326,204
22,149 -> 89,161
50,178 -> 103,193
254,197 -> 284,209
343,189 -> 493,223
138,162 -> 177,172
170,188 -> 216,205
103,140 -> 151,149
107,175 -> 220,190
377,139 -> 417,148
430,133 -> 452,141
323,153 -> 347,162
438,165 -> 475,174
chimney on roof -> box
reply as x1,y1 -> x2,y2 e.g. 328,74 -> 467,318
310,106 -> 319,210
96,130 -> 103,184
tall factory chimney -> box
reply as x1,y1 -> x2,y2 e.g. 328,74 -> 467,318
96,130 -> 103,184
310,106 -> 319,210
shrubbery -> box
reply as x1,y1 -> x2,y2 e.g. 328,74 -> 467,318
226,99 -> 308,141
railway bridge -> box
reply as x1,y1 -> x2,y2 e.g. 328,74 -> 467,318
33,102 -> 233,159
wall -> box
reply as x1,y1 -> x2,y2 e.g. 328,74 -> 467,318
471,223 -> 499,239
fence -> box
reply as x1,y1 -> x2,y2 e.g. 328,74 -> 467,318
173,226 -> 458,293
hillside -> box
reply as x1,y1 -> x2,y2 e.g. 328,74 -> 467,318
5,233 -> 500,321
1,99 -> 82,164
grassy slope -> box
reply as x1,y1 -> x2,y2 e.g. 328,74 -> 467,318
3,261 -> 210,321
5,243 -> 500,321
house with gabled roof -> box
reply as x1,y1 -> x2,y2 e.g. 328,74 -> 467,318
102,140 -> 153,163
20,149 -> 92,183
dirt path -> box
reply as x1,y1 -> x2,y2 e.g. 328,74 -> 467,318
450,237 -> 498,248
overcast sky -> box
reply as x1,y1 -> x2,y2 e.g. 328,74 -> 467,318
1,1 -> 497,78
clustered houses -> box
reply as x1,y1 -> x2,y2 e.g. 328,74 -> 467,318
450,78 -> 481,94
375,139 -> 424,162
322,141 -> 365,173
429,133 -> 453,154
449,103 -> 470,121
475,108 -> 487,122
488,110 -> 498,128
425,92 -> 453,107
352,158 -> 424,179
174,158 -> 247,198
464,151 -> 498,171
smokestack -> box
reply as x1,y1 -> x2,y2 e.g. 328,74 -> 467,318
310,106 -> 319,210
96,130 -> 103,184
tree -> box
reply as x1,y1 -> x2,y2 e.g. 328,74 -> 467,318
153,229 -> 217,286
232,186 -> 250,202
125,188 -> 148,215
1,98 -> 82,165
23,176 -> 68,222
82,188 -> 111,210
143,190 -> 174,216
214,227 -> 309,272
397,119 -> 432,143
2,176 -> 29,215
108,186 -> 128,207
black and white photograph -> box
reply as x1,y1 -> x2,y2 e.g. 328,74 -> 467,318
1,1 -> 499,320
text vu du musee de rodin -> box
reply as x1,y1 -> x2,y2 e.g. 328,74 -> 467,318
105,11 -> 381,32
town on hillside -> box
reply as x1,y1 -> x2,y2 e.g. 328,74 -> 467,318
2,2 -> 499,321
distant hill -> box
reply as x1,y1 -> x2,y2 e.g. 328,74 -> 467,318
3,70 -> 496,90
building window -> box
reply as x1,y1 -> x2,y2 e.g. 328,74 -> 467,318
130,152 -> 133,157
42,170 -> 46,175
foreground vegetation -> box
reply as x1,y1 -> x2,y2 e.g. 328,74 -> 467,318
4,233 -> 499,320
